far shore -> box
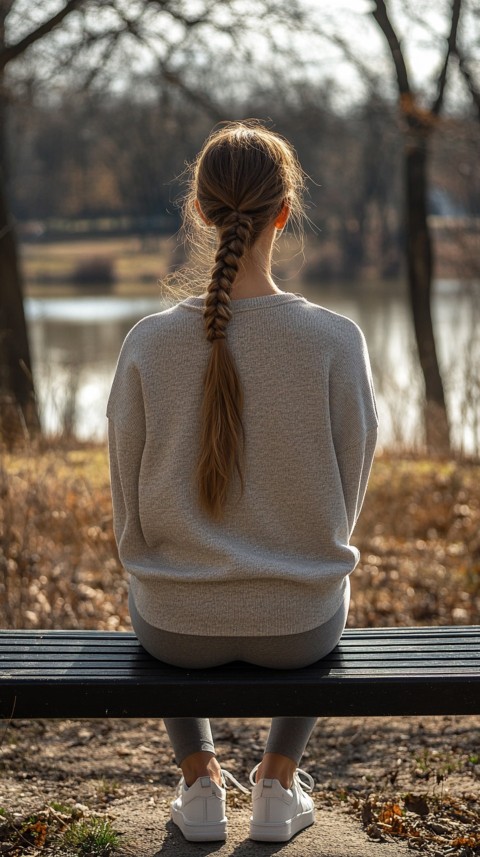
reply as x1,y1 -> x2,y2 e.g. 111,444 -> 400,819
19,226 -> 479,298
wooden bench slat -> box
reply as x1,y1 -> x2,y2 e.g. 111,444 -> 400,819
2,644 -> 477,657
0,647 -> 480,666
2,627 -> 479,639
4,668 -> 480,679
3,657 -> 479,669
2,650 -> 479,665
1,658 -> 479,671
6,636 -> 473,644
1,637 -> 479,652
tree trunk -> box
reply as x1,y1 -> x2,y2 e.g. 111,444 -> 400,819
0,120 -> 40,444
0,0 -> 41,446
405,127 -> 450,453
370,0 -> 454,454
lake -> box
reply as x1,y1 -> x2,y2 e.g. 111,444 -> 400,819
25,281 -> 480,454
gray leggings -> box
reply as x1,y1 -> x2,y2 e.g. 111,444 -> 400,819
128,579 -> 349,767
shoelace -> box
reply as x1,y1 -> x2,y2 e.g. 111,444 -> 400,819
178,769 -> 249,795
221,769 -> 250,794
249,763 -> 314,792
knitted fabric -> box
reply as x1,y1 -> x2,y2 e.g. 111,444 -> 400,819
107,292 -> 377,636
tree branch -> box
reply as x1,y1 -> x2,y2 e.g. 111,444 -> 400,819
159,62 -> 223,120
455,49 -> 480,120
146,0 -> 210,30
328,32 -> 381,93
371,0 -> 410,95
431,0 -> 462,115
0,0 -> 85,70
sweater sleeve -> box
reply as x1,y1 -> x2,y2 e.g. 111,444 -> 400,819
107,349 -> 147,565
334,427 -> 377,535
329,323 -> 378,536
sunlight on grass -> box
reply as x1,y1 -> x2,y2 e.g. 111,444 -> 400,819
1,444 -> 479,631
64,817 -> 121,856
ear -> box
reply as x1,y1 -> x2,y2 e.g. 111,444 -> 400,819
274,202 -> 290,230
195,198 -> 211,225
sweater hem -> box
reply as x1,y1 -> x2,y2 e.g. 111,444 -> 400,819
129,574 -> 349,637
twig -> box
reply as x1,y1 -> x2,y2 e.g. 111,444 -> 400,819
0,695 -> 17,751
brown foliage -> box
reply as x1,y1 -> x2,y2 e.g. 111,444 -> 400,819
358,791 -> 480,854
0,447 -> 479,630
350,457 -> 480,627
0,445 -> 127,630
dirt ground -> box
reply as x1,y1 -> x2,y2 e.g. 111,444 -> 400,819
0,714 -> 479,856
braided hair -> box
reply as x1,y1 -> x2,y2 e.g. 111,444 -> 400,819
188,121 -> 305,519
197,211 -> 254,518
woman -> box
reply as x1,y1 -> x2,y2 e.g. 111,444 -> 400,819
107,120 -> 377,844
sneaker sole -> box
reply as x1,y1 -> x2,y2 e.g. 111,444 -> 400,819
249,807 -> 315,842
171,805 -> 227,842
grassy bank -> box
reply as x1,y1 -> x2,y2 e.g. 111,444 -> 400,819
1,446 -> 478,630
20,236 -> 177,296
20,220 -> 479,296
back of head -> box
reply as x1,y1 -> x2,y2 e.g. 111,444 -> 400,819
185,120 -> 305,519
196,123 -> 300,242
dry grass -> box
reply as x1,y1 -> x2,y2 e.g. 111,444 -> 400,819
0,804 -> 121,857
351,457 -> 480,627
0,443 -> 127,631
0,444 -> 479,631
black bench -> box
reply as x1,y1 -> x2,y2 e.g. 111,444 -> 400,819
1,626 -> 479,720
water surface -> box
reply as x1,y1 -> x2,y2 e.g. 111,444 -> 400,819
25,281 -> 480,454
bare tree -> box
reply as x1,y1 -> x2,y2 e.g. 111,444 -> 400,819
1,0 -> 83,442
370,0 -> 474,453
1,0 -> 309,443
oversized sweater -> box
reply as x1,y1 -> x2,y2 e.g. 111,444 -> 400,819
107,291 -> 378,636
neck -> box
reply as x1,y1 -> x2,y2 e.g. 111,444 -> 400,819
229,226 -> 282,300
230,271 -> 282,300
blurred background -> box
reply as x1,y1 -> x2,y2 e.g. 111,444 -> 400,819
1,0 -> 479,456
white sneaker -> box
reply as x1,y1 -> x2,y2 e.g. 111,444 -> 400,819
249,764 -> 315,842
171,769 -> 248,842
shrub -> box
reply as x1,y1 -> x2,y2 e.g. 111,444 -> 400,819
70,256 -> 116,286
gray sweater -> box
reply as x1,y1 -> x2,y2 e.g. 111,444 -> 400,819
107,291 -> 378,636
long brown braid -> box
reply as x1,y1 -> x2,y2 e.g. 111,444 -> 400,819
196,211 -> 253,518
204,211 -> 254,342
187,121 -> 305,519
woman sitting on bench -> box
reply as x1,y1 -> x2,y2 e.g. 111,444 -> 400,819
107,120 -> 378,844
